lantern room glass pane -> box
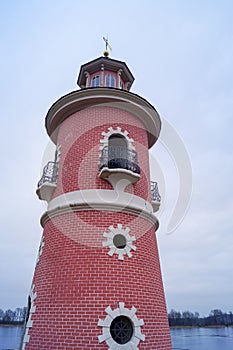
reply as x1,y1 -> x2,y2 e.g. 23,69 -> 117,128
91,75 -> 100,87
106,74 -> 115,87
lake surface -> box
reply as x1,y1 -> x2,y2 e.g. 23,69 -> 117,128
0,325 -> 232,349
170,326 -> 233,350
0,326 -> 22,350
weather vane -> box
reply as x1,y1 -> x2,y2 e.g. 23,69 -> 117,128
103,35 -> 112,56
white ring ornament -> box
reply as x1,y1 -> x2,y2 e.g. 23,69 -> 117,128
103,224 -> 136,260
98,302 -> 145,349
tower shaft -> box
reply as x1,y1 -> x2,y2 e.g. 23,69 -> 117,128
21,56 -> 172,350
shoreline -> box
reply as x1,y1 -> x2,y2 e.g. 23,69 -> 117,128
170,325 -> 233,329
0,324 -> 23,327
0,324 -> 232,329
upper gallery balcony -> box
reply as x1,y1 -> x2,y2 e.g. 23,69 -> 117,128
36,161 -> 58,202
98,145 -> 140,187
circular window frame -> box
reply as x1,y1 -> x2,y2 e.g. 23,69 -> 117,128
102,224 -> 136,260
110,315 -> 134,344
98,302 -> 145,349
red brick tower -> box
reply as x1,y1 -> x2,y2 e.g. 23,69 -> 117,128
21,52 -> 172,349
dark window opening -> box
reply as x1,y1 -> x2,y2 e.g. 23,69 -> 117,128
108,134 -> 127,161
113,234 -> 127,249
25,296 -> 31,323
98,134 -> 140,175
110,316 -> 134,344
108,134 -> 127,148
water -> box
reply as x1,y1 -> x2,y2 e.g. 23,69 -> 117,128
0,326 -> 22,350
171,327 -> 233,350
0,326 -> 232,349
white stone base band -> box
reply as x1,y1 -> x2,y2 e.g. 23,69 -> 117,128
41,189 -> 159,227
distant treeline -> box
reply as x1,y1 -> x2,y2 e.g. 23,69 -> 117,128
1,307 -> 233,327
0,307 -> 26,325
168,309 -> 233,327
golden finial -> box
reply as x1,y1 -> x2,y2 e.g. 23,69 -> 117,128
103,35 -> 112,57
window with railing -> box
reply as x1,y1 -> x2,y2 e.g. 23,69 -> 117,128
99,145 -> 140,174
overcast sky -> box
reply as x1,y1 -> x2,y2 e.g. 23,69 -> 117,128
1,0 -> 232,316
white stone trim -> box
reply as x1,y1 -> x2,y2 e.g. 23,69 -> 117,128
36,235 -> 44,264
40,189 -> 159,227
36,183 -> 56,203
22,285 -> 37,350
99,169 -> 140,190
56,144 -> 61,163
98,302 -> 145,349
99,126 -> 135,151
103,224 -> 136,260
84,71 -> 90,88
117,69 -> 123,89
47,190 -> 153,213
45,88 -> 161,147
100,63 -> 105,87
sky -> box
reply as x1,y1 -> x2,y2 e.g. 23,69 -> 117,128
1,0 -> 233,316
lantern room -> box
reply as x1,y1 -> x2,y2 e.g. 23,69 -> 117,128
77,56 -> 135,90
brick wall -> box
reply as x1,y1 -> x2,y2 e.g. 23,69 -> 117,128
26,104 -> 172,349
27,211 -> 171,349
51,106 -> 151,201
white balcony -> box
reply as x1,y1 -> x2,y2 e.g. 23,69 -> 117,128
36,162 -> 58,202
99,146 -> 140,190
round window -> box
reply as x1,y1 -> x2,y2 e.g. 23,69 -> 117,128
110,316 -> 133,344
102,224 -> 136,260
113,234 -> 127,249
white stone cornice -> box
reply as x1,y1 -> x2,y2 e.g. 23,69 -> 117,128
45,88 -> 161,147
40,190 -> 159,228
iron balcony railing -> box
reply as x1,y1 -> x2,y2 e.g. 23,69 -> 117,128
99,146 -> 140,174
151,181 -> 161,202
38,161 -> 58,188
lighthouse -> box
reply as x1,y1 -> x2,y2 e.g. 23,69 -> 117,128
21,47 -> 172,349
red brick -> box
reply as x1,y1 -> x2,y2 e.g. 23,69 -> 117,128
26,93 -> 171,349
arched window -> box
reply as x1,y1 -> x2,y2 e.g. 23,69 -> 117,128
91,75 -> 100,87
106,74 -> 116,87
98,127 -> 140,177
108,134 -> 128,163
108,134 -> 127,148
